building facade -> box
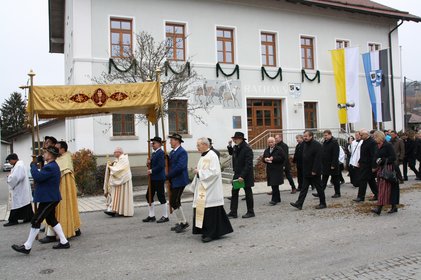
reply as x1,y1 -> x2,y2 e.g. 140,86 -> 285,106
47,0 -> 420,164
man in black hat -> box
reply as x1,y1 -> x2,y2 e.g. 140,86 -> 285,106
12,146 -> 70,254
167,133 -> 190,233
143,137 -> 169,223
227,132 -> 255,218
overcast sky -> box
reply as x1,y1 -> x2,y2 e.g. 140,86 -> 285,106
0,0 -> 420,103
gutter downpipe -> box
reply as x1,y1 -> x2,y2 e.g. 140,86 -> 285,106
388,19 -> 404,130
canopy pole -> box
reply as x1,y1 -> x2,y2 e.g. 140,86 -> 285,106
156,67 -> 172,214
28,70 -> 36,163
147,120 -> 152,207
35,114 -> 41,155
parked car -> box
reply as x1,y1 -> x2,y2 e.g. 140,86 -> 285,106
3,161 -> 13,172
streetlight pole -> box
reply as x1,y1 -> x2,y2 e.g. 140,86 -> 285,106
404,76 -> 407,132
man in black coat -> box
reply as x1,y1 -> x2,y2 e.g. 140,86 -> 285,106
319,130 -> 341,198
290,130 -> 326,210
292,135 -> 304,191
262,137 -> 285,205
354,129 -> 378,202
227,132 -> 255,219
402,133 -> 420,180
275,134 -> 297,194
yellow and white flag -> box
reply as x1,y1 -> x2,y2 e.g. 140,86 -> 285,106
330,47 -> 359,124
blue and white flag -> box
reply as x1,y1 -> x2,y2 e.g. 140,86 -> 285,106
362,50 -> 391,123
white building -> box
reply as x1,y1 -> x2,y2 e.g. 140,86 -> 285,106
44,0 -> 420,166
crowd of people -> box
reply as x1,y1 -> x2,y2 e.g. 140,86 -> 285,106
5,128 -> 421,254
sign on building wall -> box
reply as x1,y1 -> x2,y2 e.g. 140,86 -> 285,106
288,82 -> 302,98
191,78 -> 242,108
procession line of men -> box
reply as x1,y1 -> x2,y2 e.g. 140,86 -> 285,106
8,127 -> 417,254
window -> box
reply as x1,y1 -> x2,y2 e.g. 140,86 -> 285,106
261,32 -> 276,67
112,114 -> 135,136
165,23 -> 186,61
301,36 -> 315,69
217,28 -> 234,64
336,40 -> 350,49
168,100 -> 188,134
368,43 -> 381,51
110,18 -> 133,58
304,102 -> 318,129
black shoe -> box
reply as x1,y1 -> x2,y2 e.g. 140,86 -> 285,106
40,227 -> 45,233
3,221 -> 18,227
290,189 -> 297,194
340,181 -> 345,185
315,204 -> 327,210
227,197 -> 232,201
227,212 -> 238,219
175,223 -> 189,233
296,188 -> 302,192
53,242 -> 70,249
11,244 -> 30,255
371,207 -> 382,215
39,236 -> 57,244
142,216 -> 156,223
104,211 -> 116,217
312,193 -> 319,197
156,216 -> 169,223
388,206 -> 398,214
241,197 -> 246,201
331,194 -> 341,198
242,212 -> 255,219
353,197 -> 364,203
290,202 -> 302,210
269,201 -> 277,206
75,229 -> 82,237
399,180 -> 404,184
415,177 -> 421,181
403,178 -> 408,181
368,196 -> 378,201
202,236 -> 213,243
170,223 -> 180,231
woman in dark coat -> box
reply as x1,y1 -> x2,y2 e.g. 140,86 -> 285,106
371,131 -> 398,215
262,137 -> 286,205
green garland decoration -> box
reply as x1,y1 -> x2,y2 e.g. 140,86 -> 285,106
108,58 -> 137,74
164,61 -> 191,76
301,69 -> 320,83
261,67 -> 283,81
216,63 -> 240,79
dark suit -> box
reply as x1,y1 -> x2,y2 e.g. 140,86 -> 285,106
296,139 -> 325,207
293,142 -> 304,190
263,146 -> 285,203
146,148 -> 166,204
30,160 -> 61,229
403,138 -> 419,180
167,146 -> 189,209
228,141 -> 254,214
357,137 -> 378,200
321,137 -> 341,195
276,141 -> 296,190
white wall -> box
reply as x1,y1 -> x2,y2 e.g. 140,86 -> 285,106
65,0 -> 403,156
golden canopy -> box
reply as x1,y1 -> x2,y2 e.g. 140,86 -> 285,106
27,82 -> 162,123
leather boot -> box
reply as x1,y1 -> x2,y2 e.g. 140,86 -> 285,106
371,205 -> 382,215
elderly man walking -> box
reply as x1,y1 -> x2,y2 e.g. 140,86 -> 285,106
190,137 -> 233,242
103,147 -> 134,217
262,137 -> 286,205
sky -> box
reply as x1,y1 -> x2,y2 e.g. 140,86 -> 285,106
0,0 -> 420,104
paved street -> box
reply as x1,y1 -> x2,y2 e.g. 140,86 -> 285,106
1,179 -> 421,280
